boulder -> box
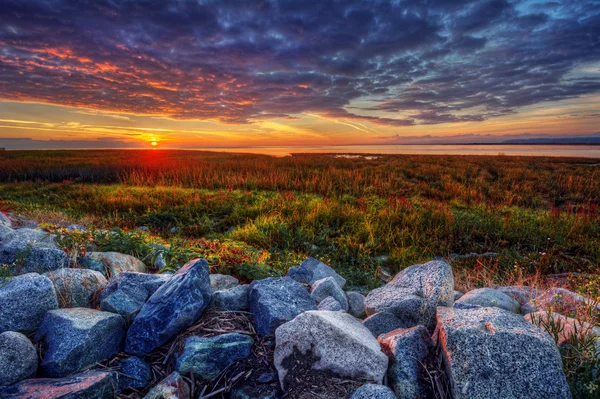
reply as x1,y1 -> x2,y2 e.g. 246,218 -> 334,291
117,356 -> 152,391
379,326 -> 433,398
0,273 -> 58,333
35,308 -> 126,377
496,285 -> 541,314
455,288 -> 520,313
364,260 -> 454,330
126,259 -> 212,355
87,252 -> 147,277
210,273 -> 239,291
0,212 -> 10,228
274,311 -> 388,388
0,331 -> 38,386
77,256 -> 109,277
525,310 -> 600,347
310,277 -> 349,311
347,291 -> 366,318
0,243 -> 68,275
176,333 -> 253,379
362,311 -> 410,339
351,384 -> 397,399
100,272 -> 171,322
436,307 -> 571,399
454,290 -> 464,301
288,257 -> 346,288
43,268 -> 107,308
317,296 -> 344,311
143,372 -> 190,399
248,277 -> 317,337
0,228 -> 54,248
211,284 -> 249,311
0,371 -> 117,398
534,287 -> 598,316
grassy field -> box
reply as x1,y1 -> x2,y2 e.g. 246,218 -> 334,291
1,149 -> 599,290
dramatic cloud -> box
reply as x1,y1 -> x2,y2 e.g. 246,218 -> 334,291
0,0 -> 599,126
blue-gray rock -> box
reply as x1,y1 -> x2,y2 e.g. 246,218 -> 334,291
0,331 -> 38,386
126,259 -> 212,355
364,260 -> 454,330
362,311 -> 411,338
100,272 -> 171,323
210,273 -> 239,291
0,371 -> 117,398
454,290 -> 464,301
43,268 -> 107,308
143,372 -> 190,399
496,285 -> 542,314
379,326 -> 433,398
0,273 -> 58,333
455,288 -> 520,313
310,277 -> 348,311
347,291 -> 366,318
78,256 -> 109,277
35,308 -> 126,377
317,296 -> 344,311
0,243 -> 68,275
351,384 -> 397,399
117,356 -> 152,391
176,333 -> 253,379
436,307 -> 571,399
66,224 -> 87,233
249,277 -> 317,337
211,284 -> 249,311
288,257 -> 346,288
453,302 -> 482,310
87,252 -> 147,277
0,212 -> 10,228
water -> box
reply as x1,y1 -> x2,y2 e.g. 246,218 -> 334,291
192,144 -> 600,158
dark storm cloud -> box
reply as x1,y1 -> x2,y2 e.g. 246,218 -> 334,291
0,0 -> 599,126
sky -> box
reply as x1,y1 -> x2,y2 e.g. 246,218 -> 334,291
0,0 -> 599,149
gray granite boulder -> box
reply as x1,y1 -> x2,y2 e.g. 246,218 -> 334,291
310,277 -> 349,311
347,291 -> 366,318
176,333 -> 253,379
0,371 -> 117,398
364,260 -> 454,330
0,273 -> 58,333
210,274 -> 239,291
43,268 -> 107,308
87,252 -> 147,277
379,326 -> 433,398
143,372 -> 190,399
436,307 -> 571,399
100,272 -> 171,322
288,257 -> 346,288
362,311 -> 410,338
0,241 -> 68,275
248,277 -> 317,337
454,290 -> 464,301
35,308 -> 126,377
274,311 -> 388,388
496,285 -> 542,314
317,296 -> 344,311
0,331 -> 38,386
455,288 -> 520,313
211,284 -> 249,311
0,212 -> 10,228
126,259 -> 212,355
117,356 -> 152,391
535,287 -> 598,316
351,384 -> 397,399
78,256 -> 109,277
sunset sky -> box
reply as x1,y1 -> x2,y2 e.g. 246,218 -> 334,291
0,0 -> 599,148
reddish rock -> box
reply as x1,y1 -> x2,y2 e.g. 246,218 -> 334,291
0,371 -> 116,398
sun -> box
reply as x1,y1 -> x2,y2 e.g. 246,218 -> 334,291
151,141 -> 157,147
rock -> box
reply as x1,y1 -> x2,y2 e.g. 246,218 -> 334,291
310,277 -> 349,311
248,277 -> 317,337
364,260 -> 454,330
362,311 -> 410,338
0,243 -> 68,275
288,257 -> 346,288
436,307 -> 571,399
274,311 -> 388,388
0,331 -> 38,386
211,284 -> 249,311
535,287 -> 598,316
154,253 -> 167,270
126,259 -> 212,355
176,333 -> 253,379
525,310 -> 600,347
317,296 -> 344,311
78,256 -> 109,277
455,288 -> 520,313
143,372 -> 190,399
379,326 -> 433,398
0,227 -> 54,247
210,273 -> 239,291
35,308 -> 126,377
347,291 -> 366,318
66,224 -> 87,233
454,290 -> 464,300
43,268 -> 107,308
117,356 -> 152,391
0,371 -> 117,398
0,212 -> 10,228
0,273 -> 58,333
351,384 -> 397,399
496,285 -> 541,314
0,224 -> 12,241
87,252 -> 147,277
100,272 -> 171,323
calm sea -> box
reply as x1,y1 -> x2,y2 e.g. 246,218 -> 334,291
194,144 -> 600,158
